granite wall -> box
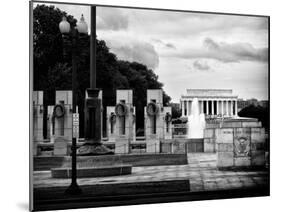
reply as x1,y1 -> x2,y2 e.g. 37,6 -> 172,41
215,119 -> 266,168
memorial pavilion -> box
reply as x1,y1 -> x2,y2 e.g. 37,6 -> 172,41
180,89 -> 238,117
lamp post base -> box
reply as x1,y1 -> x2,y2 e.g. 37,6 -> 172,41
77,142 -> 114,156
81,88 -> 113,156
64,182 -> 82,195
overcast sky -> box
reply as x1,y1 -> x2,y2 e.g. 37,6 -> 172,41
38,3 -> 269,102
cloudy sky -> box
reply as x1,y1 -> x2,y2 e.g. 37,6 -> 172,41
39,3 -> 269,102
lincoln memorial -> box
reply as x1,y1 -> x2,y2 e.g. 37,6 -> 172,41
180,89 -> 238,117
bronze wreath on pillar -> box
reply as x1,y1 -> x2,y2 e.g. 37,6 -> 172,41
115,102 -> 127,116
147,102 -> 159,116
53,104 -> 65,118
110,112 -> 117,123
165,112 -> 172,123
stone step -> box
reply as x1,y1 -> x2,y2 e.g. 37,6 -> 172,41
51,165 -> 132,178
34,154 -> 188,171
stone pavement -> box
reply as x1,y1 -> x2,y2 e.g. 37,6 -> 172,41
33,153 -> 269,192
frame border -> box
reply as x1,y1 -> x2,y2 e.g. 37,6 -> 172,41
29,1 -> 270,211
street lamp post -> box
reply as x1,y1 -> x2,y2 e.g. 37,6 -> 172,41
59,6 -> 113,194
77,6 -> 113,156
59,14 -> 88,195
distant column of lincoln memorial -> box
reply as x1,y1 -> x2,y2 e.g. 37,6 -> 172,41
180,89 -> 238,117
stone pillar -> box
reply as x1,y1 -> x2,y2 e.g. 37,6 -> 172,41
228,100 -> 230,116
55,90 -> 73,142
186,100 -> 188,116
211,100 -> 214,115
33,91 -> 44,142
189,100 -> 192,115
230,100 -> 233,116
229,100 -> 232,116
184,100 -> 187,116
51,90 -> 73,156
235,100 -> 238,116
181,100 -> 184,117
188,100 -> 191,116
145,89 -> 164,153
226,100 -> 229,116
113,89 -> 135,154
200,100 -> 204,114
186,100 -> 189,116
188,100 -> 190,115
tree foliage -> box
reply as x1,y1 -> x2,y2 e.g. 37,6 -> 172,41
33,5 -> 77,94
171,104 -> 182,119
238,105 -> 269,130
33,4 -> 171,134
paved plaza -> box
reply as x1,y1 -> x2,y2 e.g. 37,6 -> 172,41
34,153 -> 269,192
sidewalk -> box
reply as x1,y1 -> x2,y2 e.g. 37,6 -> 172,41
34,153 -> 269,192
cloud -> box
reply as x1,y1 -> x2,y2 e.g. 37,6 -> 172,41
166,43 -> 176,49
152,39 -> 176,49
193,60 -> 211,71
130,10 -> 268,40
166,38 -> 268,63
203,38 -> 268,62
105,37 -> 159,69
97,7 -> 129,31
204,38 -> 220,50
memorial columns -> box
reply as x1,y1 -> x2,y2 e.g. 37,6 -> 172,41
221,100 -> 224,116
188,100 -> 190,116
226,100 -> 229,116
184,100 -> 187,116
186,100 -> 189,116
235,100 -> 238,116
188,100 -> 191,116
201,100 -> 204,114
181,100 -> 184,116
230,100 -> 233,116
211,100 -> 214,115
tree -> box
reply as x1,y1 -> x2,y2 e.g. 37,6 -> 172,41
171,104 -> 182,119
33,4 -> 77,95
33,4 -> 171,136
238,105 -> 269,130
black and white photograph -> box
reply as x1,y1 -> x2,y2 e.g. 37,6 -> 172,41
30,1 -> 269,211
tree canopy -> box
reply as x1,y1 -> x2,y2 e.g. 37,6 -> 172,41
238,104 -> 269,130
33,4 -> 171,135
